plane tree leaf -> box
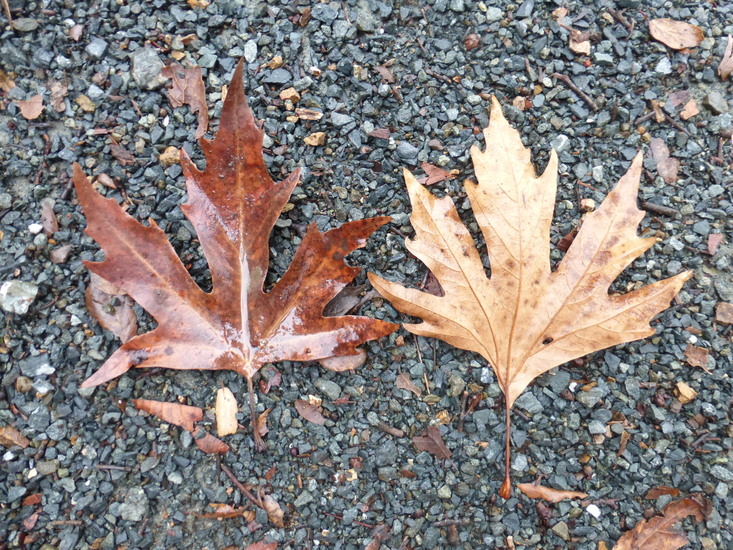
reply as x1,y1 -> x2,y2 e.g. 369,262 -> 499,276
368,97 -> 691,497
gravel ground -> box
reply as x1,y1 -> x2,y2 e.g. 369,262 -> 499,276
1,1 -> 732,549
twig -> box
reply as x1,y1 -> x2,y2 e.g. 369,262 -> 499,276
2,0 -> 12,24
96,464 -> 133,472
433,518 -> 471,527
634,112 -> 656,126
220,462 -> 261,509
607,8 -> 634,35
49,520 -> 83,526
663,111 -> 691,136
377,421 -> 405,438
639,200 -> 678,217
551,73 -> 599,112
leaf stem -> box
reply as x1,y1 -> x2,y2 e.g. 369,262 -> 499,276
248,376 -> 266,452
500,401 -> 512,499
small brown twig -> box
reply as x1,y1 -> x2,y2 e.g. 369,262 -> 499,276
634,112 -> 656,126
552,73 -> 599,112
433,518 -> 471,527
662,111 -> 691,136
639,200 -> 678,218
2,0 -> 12,24
220,462 -> 261,509
607,8 -> 634,35
378,421 -> 405,438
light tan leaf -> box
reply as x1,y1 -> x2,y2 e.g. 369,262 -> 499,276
216,387 -> 238,437
649,138 -> 679,184
413,425 -> 451,459
369,96 -> 690,497
261,492 -> 285,527
649,19 -> 704,50
680,99 -> 698,120
613,495 -> 711,550
716,302 -> 733,325
395,373 -> 422,396
683,345 -> 709,369
85,272 -> 138,343
161,64 -> 209,139
718,35 -> 733,80
294,398 -> 326,425
0,425 -> 30,449
517,483 -> 588,503
15,94 -> 44,120
133,399 -> 203,432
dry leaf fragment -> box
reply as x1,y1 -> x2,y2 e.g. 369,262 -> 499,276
260,492 -> 285,527
304,131 -> 326,146
517,483 -> 588,503
109,138 -> 135,166
294,399 -> 326,425
295,108 -> 323,120
72,60 -> 397,450
196,503 -> 255,520
649,138 -> 679,184
40,199 -> 58,235
396,373 -> 422,396
375,65 -> 396,83
0,425 -> 30,448
161,64 -> 209,139
418,162 -> 456,186
613,494 -> 711,550
369,97 -> 690,498
649,19 -> 704,50
707,233 -> 724,256
192,426 -> 230,454
22,493 -> 42,506
216,387 -> 238,437
645,486 -> 681,500
15,94 -> 44,120
246,543 -> 277,550
683,345 -> 709,369
667,90 -> 690,107
717,35 -> 733,80
24,510 -> 40,531
413,425 -> 451,459
679,99 -> 698,120
85,272 -> 138,343
255,408 -> 271,438
716,302 -> 733,325
673,381 -> 697,404
49,80 -> 69,112
133,399 -> 203,431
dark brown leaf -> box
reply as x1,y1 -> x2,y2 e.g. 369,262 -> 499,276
85,273 -> 138,343
413,425 -> 451,459
375,65 -> 395,83
613,494 -> 711,550
162,63 -> 209,139
294,399 -> 326,425
109,139 -> 135,166
645,486 -> 681,500
40,199 -> 58,235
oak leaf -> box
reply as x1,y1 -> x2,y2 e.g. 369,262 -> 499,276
294,398 -> 326,425
369,97 -> 690,497
73,60 -> 396,450
15,94 -> 44,120
413,425 -> 451,459
648,19 -> 704,50
161,63 -> 209,139
719,35 -> 733,80
613,495 -> 711,550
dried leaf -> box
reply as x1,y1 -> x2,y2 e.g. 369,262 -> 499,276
395,373 -> 422,396
255,408 -> 271,438
0,425 -> 30,448
294,399 -> 326,425
413,425 -> 451,459
109,139 -> 135,166
133,399 -> 203,432
369,97 -> 690,497
673,381 -> 697,404
24,510 -> 40,530
679,99 -> 698,120
261,493 -> 285,527
649,138 -> 679,184
613,495 -> 711,550
196,503 -> 255,520
649,19 -> 704,50
40,199 -> 58,235
683,345 -> 709,369
517,483 -> 588,503
72,60 -> 396,447
645,486 -> 681,500
162,64 -> 209,139
0,69 -> 16,93
49,80 -> 69,113
192,426 -> 230,454
375,65 -> 396,83
216,387 -> 238,437
85,272 -> 138,343
245,543 -> 277,550
707,233 -> 724,256
716,302 -> 733,325
717,35 -> 733,80
418,162 -> 456,186
295,108 -> 323,120
15,94 -> 44,120
667,90 -> 690,107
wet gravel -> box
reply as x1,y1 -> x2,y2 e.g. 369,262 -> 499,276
1,0 -> 732,548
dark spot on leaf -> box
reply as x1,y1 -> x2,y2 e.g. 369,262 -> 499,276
542,337 -> 553,345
